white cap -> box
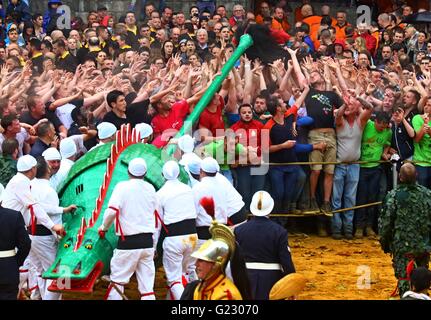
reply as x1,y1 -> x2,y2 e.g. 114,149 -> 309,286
128,158 -> 147,176
250,191 -> 274,217
60,138 -> 77,159
97,122 -> 117,140
135,123 -> 153,140
42,147 -> 61,161
201,157 -> 219,174
17,155 -> 37,172
162,160 -> 180,180
187,159 -> 201,175
178,135 -> 195,153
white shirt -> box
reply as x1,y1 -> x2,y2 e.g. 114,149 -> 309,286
2,173 -> 55,230
192,176 -> 228,227
215,173 -> 244,217
55,103 -> 76,130
69,134 -> 87,156
157,179 -> 197,225
30,178 -> 63,225
102,179 -> 158,236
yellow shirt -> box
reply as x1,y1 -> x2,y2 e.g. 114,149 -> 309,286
127,25 -> 137,36
60,51 -> 70,59
194,274 -> 242,300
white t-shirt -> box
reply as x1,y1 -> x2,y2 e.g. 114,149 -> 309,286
55,103 -> 76,130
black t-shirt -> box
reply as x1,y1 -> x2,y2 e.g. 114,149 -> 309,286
126,99 -> 152,127
305,88 -> 343,129
76,47 -> 89,65
20,108 -> 63,133
102,111 -> 128,130
269,114 -> 297,163
56,52 -> 78,73
31,55 -> 44,76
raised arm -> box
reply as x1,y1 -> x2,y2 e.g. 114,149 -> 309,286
285,48 -> 306,89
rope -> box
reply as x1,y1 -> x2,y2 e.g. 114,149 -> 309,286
246,160 -> 431,166
248,201 -> 383,218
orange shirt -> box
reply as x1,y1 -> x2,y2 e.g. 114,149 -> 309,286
271,17 -> 290,32
332,22 -> 351,40
302,15 -> 323,43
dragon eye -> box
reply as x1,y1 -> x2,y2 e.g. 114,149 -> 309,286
63,238 -> 73,249
84,240 -> 93,250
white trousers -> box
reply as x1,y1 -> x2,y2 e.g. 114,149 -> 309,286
163,234 -> 198,300
107,248 -> 155,300
20,256 -> 41,300
28,235 -> 62,300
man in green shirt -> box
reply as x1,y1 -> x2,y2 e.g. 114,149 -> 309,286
203,131 -> 246,184
0,138 -> 18,186
355,112 -> 392,239
412,97 -> 431,188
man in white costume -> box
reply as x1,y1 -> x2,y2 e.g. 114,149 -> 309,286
99,158 -> 158,300
156,161 -> 198,300
29,158 -> 76,300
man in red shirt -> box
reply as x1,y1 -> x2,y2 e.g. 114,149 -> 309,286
231,103 -> 265,212
198,93 -> 225,142
356,22 -> 377,56
151,91 -> 203,148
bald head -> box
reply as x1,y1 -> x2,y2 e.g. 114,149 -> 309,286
399,163 -> 417,184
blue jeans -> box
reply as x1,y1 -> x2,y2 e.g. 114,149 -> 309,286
221,169 -> 233,185
416,166 -> 431,189
293,167 -> 306,204
355,166 -> 382,229
268,165 -> 300,206
234,166 -> 266,213
331,164 -> 359,235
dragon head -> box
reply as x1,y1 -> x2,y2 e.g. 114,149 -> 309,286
43,214 -> 117,293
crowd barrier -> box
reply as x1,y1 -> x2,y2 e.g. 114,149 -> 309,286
243,158 -> 431,218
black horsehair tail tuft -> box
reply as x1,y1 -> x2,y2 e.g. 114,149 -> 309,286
235,22 -> 287,64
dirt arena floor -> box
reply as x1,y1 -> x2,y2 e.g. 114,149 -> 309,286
63,233 -> 397,300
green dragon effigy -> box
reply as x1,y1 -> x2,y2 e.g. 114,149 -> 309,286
43,34 -> 255,293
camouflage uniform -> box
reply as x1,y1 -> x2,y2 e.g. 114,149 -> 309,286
0,156 -> 17,186
379,183 -> 431,297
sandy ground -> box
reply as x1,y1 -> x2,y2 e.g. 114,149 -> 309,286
62,234 -> 397,300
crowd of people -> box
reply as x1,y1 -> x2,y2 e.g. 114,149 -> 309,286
0,0 -> 430,301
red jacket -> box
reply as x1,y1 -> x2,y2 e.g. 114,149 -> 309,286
356,32 -> 377,56
270,28 -> 291,44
